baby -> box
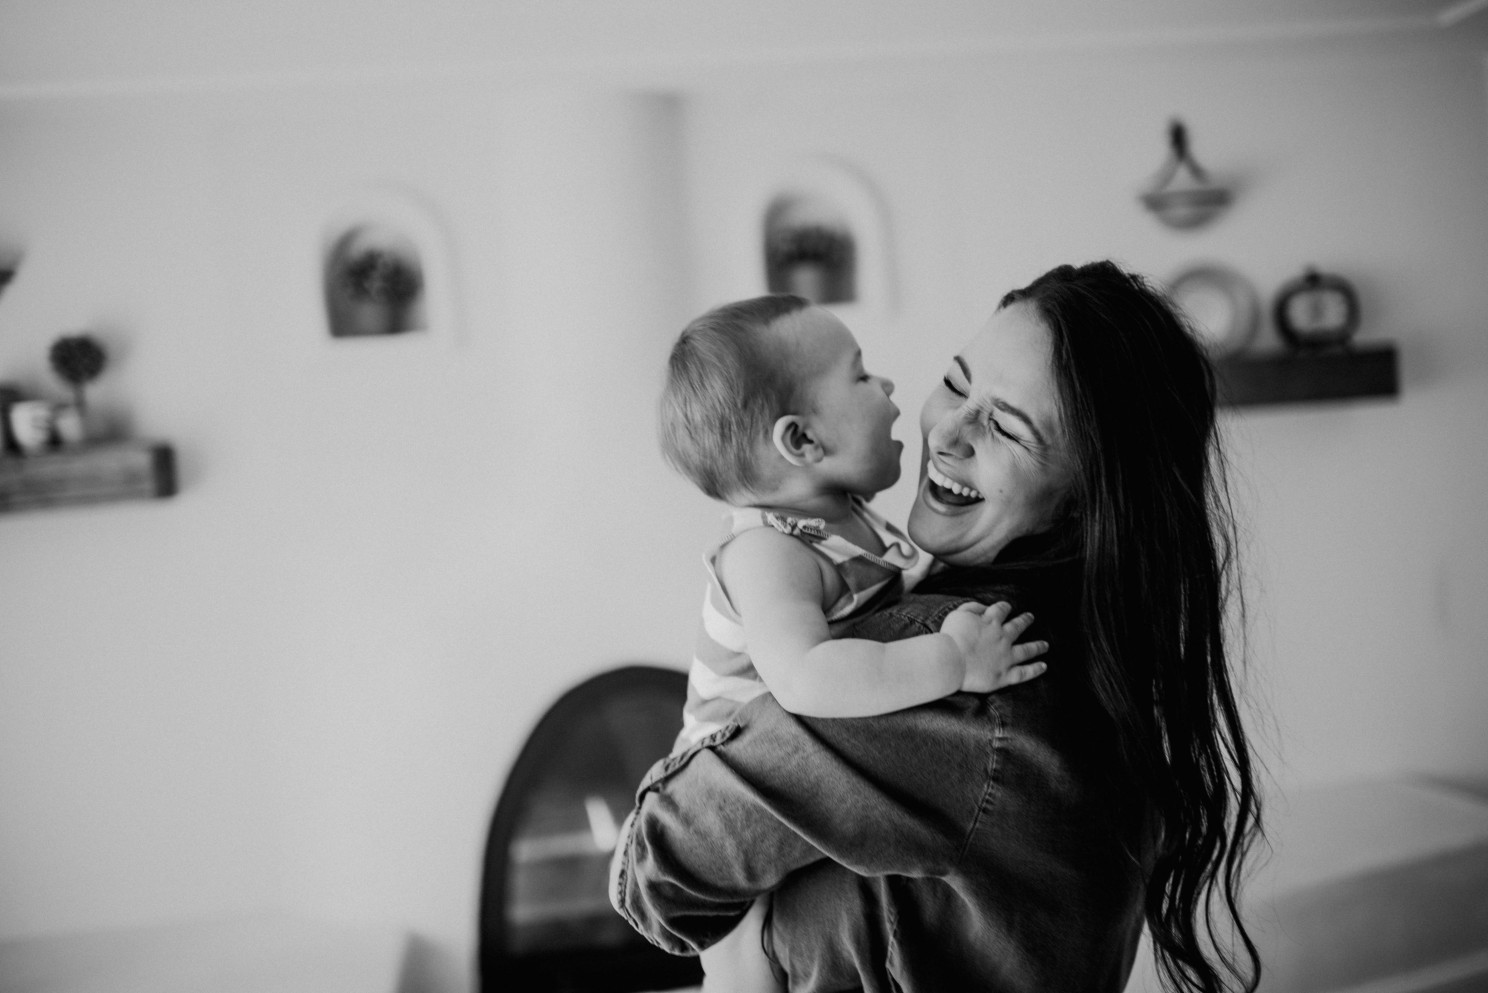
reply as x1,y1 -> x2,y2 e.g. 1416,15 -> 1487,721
627,293 -> 1047,991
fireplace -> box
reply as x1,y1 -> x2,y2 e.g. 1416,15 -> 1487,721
478,665 -> 703,992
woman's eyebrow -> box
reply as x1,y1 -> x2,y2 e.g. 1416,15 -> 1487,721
953,356 -> 1047,446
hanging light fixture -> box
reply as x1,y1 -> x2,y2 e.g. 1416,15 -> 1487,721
1140,120 -> 1232,230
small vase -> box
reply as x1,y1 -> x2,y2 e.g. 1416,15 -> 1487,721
52,402 -> 87,447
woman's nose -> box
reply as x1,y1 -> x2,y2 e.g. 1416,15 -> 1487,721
929,408 -> 974,458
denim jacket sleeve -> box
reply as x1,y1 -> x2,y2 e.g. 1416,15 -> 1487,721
611,593 -> 990,954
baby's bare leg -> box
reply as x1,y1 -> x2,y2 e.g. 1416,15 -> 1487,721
699,897 -> 785,993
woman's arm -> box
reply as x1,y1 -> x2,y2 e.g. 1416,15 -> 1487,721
612,596 -> 1002,952
608,725 -> 826,955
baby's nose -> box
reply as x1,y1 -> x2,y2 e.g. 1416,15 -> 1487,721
881,377 -> 895,397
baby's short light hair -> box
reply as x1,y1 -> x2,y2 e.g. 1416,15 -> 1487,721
660,294 -> 812,502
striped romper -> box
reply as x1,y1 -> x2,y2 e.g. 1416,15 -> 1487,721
675,496 -> 923,752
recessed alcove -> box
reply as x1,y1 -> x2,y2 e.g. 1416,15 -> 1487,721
756,157 -> 894,322
319,187 -> 458,347
764,196 -> 856,305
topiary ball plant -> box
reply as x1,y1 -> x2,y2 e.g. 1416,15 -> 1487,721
49,334 -> 107,412
340,248 -> 423,308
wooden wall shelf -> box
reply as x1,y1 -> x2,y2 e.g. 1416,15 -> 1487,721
1215,342 -> 1399,408
0,441 -> 176,513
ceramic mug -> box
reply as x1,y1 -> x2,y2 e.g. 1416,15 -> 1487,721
8,400 -> 55,454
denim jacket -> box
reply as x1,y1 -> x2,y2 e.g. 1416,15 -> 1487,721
612,553 -> 1154,993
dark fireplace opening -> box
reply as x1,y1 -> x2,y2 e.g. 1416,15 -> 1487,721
478,665 -> 703,993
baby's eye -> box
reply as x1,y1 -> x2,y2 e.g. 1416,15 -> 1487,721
941,376 -> 967,398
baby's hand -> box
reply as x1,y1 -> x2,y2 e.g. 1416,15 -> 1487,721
940,601 -> 1048,694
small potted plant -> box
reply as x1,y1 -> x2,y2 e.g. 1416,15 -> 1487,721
48,334 -> 107,445
334,247 -> 424,337
765,225 -> 855,304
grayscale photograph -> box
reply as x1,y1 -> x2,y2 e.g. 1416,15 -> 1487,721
1,3 -> 1485,992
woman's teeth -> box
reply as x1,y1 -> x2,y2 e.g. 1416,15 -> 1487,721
927,464 -> 984,503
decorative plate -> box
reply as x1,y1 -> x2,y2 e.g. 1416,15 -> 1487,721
1167,264 -> 1260,358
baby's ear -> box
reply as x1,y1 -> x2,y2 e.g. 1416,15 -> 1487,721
772,415 -> 823,466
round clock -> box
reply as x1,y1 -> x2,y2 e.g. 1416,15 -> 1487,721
1167,264 -> 1260,358
1273,267 -> 1360,351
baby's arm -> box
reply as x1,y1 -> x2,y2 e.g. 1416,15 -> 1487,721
721,528 -> 1045,719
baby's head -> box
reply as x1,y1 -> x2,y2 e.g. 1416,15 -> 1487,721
660,294 -> 901,505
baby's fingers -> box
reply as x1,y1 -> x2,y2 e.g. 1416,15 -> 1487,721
1002,611 -> 1035,637
1012,639 -> 1049,663
980,601 -> 1013,625
951,602 -> 987,619
997,661 -> 1048,689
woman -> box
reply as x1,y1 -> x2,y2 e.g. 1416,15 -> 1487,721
613,261 -> 1262,993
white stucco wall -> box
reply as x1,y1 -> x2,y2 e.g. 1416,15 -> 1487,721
1,4 -> 1485,983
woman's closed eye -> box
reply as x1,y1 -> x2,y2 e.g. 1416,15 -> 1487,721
986,414 -> 1020,444
979,407 -> 1027,446
944,376 -> 1024,445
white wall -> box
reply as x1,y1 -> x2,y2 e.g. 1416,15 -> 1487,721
1,7 -> 1486,984
0,82 -> 712,968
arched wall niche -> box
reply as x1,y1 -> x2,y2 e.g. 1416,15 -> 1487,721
319,184 -> 460,348
757,156 -> 894,324
764,194 -> 856,304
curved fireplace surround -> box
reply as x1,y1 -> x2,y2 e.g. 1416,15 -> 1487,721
478,665 -> 703,992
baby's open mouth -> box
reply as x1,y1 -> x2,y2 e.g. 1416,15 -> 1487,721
926,463 -> 984,507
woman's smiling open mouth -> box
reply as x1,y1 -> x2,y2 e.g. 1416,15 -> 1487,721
926,463 -> 984,506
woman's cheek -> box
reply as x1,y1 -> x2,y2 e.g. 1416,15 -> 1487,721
918,400 -> 942,436
971,442 -> 1006,489
921,388 -> 962,433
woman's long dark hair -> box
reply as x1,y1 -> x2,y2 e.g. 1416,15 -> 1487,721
1003,261 -> 1262,993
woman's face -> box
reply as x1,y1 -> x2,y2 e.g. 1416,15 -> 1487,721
907,301 -> 1073,566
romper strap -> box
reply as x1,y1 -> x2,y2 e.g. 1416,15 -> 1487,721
762,511 -> 828,541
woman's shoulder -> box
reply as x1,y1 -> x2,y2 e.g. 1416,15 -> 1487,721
917,544 -> 1082,611
842,553 -> 1080,643
841,592 -> 971,641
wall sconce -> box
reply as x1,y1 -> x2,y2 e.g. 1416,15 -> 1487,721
1140,120 -> 1232,230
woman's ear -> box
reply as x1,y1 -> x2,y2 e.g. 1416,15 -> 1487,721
772,415 -> 823,467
